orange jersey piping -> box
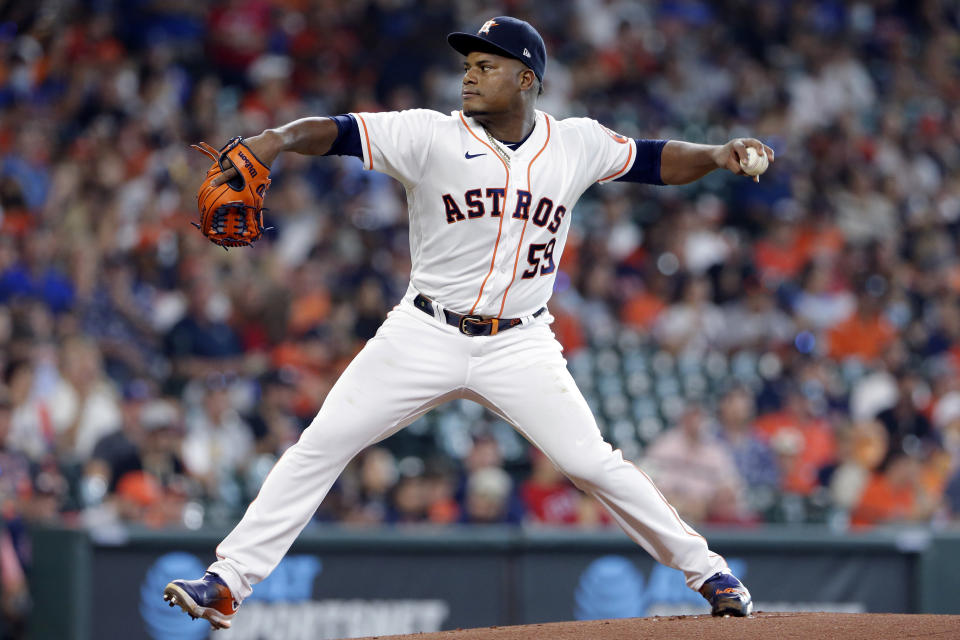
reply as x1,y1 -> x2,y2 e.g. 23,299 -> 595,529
598,142 -> 634,182
356,114 -> 373,170
459,111 -> 510,315
634,463 -> 728,565
496,114 -> 552,319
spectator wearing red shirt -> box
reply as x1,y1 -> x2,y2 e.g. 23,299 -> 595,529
521,448 -> 581,525
206,0 -> 272,84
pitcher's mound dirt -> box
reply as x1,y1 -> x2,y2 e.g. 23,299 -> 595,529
359,612 -> 959,640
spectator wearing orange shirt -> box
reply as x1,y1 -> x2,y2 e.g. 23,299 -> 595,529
755,387 -> 836,495
753,215 -> 806,286
851,452 -> 937,527
826,291 -> 896,362
619,287 -> 666,332
824,419 -> 888,513
422,458 -> 460,525
795,208 -> 845,265
620,271 -> 670,333
547,305 -> 587,355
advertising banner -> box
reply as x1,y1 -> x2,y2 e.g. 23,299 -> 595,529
65,527 -> 933,640
519,550 -> 913,623
93,545 -> 509,640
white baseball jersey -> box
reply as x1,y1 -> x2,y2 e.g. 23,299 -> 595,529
351,109 -> 638,317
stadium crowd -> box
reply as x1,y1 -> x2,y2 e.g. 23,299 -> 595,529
2,4 -> 960,615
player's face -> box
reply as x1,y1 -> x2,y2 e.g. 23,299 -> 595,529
461,51 -> 531,116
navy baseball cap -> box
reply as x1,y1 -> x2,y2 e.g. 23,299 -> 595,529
448,16 -> 546,82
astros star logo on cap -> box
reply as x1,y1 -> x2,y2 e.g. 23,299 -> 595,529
448,16 -> 547,82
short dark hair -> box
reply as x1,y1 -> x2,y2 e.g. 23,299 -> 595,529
3,359 -> 29,386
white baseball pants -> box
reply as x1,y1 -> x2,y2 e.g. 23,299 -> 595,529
209,300 -> 728,601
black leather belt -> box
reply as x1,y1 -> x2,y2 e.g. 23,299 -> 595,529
413,293 -> 546,337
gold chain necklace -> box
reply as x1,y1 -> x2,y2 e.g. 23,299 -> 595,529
484,128 -> 512,168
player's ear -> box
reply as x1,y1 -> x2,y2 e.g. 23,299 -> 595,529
518,68 -> 535,92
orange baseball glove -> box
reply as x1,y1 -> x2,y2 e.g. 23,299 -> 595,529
191,137 -> 272,248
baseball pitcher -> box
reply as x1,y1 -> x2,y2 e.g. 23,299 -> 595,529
165,16 -> 770,629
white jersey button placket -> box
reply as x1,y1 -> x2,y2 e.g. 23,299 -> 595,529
478,159 -> 525,315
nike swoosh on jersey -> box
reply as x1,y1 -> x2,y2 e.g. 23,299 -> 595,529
464,151 -> 486,159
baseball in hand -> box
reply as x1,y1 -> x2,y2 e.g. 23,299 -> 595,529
740,147 -> 769,180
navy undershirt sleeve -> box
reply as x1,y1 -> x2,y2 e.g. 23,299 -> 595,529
614,139 -> 667,185
323,114 -> 363,159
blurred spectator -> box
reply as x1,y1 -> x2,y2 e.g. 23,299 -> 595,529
680,197 -> 729,276
642,405 -> 749,524
181,375 -> 252,505
0,230 -> 74,314
387,473 -> 428,524
422,457 -> 460,525
286,259 -> 330,337
247,368 -> 300,457
850,452 -> 938,527
654,276 -> 725,355
832,169 -> 896,246
755,387 -> 836,495
4,359 -> 55,462
792,260 -> 855,331
875,374 -> 937,457
111,465 -> 191,529
932,391 -> 960,466
242,54 -> 298,127
81,379 -> 153,506
455,435 -> 525,524
206,0 -> 272,85
114,471 -> 163,523
352,278 -> 389,341
824,420 -> 888,514
0,388 -> 33,631
84,397 -> 192,527
0,524 -> 30,637
521,447 -> 582,526
619,273 -> 668,333
753,214 -> 805,286
826,291 -> 896,362
716,387 -> 780,497
23,464 -> 68,524
77,254 -> 160,381
720,280 -> 794,351
461,467 -> 516,525
0,390 -> 31,519
946,467 -> 960,521
343,447 -> 398,525
163,276 -> 244,394
547,302 -> 588,355
135,399 -> 190,490
48,336 -> 122,462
